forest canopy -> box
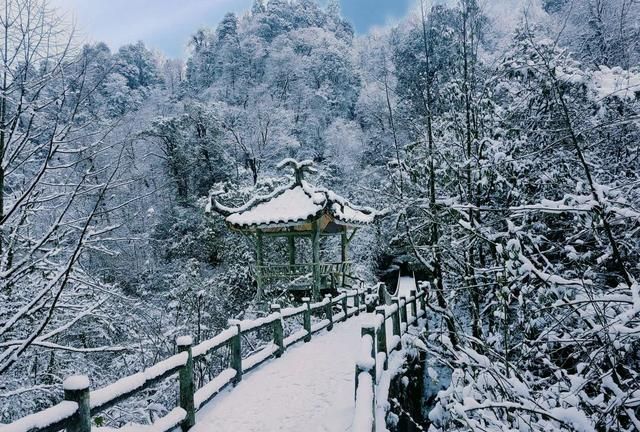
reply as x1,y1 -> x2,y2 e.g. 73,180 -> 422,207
1,0 -> 640,430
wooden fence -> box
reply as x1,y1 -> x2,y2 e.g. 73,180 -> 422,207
4,287 -> 383,432
352,286 -> 427,432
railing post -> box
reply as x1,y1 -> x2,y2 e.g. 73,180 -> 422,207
410,289 -> 417,323
400,297 -> 408,328
63,375 -> 91,432
354,324 -> 377,432
341,294 -> 348,322
303,297 -> 312,342
177,336 -> 196,431
420,285 -> 428,314
325,294 -> 333,331
420,282 -> 433,314
375,307 -> 388,370
270,304 -> 285,357
378,283 -> 388,306
391,298 -> 401,338
354,324 -> 377,397
354,291 -> 360,316
231,323 -> 243,384
366,287 -> 374,313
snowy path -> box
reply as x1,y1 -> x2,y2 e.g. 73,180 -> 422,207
193,314 -> 369,432
397,275 -> 417,298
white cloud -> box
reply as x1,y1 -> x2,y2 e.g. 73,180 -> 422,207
50,0 -> 247,55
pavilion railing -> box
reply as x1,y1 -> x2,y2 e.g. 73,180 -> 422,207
4,287 -> 383,432
257,263 -> 314,279
257,261 -> 354,288
319,261 -> 352,276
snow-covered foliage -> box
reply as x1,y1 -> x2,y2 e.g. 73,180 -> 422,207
2,0 -> 640,429
388,1 -> 640,431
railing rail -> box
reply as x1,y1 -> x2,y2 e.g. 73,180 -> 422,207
256,261 -> 353,275
353,284 -> 428,432
3,286 -> 381,432
256,262 -> 355,291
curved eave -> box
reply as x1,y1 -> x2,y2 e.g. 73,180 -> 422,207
226,205 -> 387,231
331,217 -> 374,228
208,197 -> 232,217
328,203 -> 387,228
210,181 -> 389,232
331,213 -> 384,228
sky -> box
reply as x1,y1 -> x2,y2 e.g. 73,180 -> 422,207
50,0 -> 414,58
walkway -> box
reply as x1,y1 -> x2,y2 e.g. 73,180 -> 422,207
193,314 -> 370,432
397,275 -> 418,298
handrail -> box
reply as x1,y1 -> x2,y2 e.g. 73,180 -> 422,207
257,261 -> 353,269
256,262 -> 355,288
3,287 -> 381,432
352,283 -> 428,431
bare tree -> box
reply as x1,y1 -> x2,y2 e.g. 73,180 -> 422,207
0,0 -> 127,387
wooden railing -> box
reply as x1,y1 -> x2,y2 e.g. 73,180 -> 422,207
4,288 -> 381,432
319,261 -> 352,276
256,261 -> 354,289
353,285 -> 427,432
257,263 -> 314,278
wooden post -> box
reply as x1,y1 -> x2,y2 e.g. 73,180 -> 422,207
311,221 -> 321,300
324,294 -> 333,331
177,337 -> 196,431
270,304 -> 285,357
375,306 -> 388,370
288,236 -> 296,270
354,324 -> 377,432
420,285 -> 428,314
231,324 -> 242,384
363,325 -> 376,384
341,228 -> 348,286
341,294 -> 348,321
354,325 -> 377,396
366,286 -> 374,313
400,297 -> 408,327
256,230 -> 264,300
303,297 -> 312,342
63,376 -> 91,432
354,291 -> 360,316
391,299 -> 401,338
341,228 -> 348,264
410,289 -> 417,323
377,283 -> 386,306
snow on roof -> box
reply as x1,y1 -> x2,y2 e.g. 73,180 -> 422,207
209,160 -> 385,229
225,185 -> 326,228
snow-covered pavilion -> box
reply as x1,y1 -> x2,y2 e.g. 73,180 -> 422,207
208,159 -> 385,300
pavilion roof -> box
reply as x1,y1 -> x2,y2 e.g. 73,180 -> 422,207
207,159 -> 385,230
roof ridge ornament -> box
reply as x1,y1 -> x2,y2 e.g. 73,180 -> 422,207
276,158 -> 317,186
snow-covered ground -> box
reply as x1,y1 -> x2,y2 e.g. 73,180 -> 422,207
397,276 -> 417,298
193,314 -> 369,432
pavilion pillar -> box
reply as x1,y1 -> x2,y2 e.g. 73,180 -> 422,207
288,235 -> 296,270
341,228 -> 348,287
311,221 -> 321,301
256,230 -> 264,300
